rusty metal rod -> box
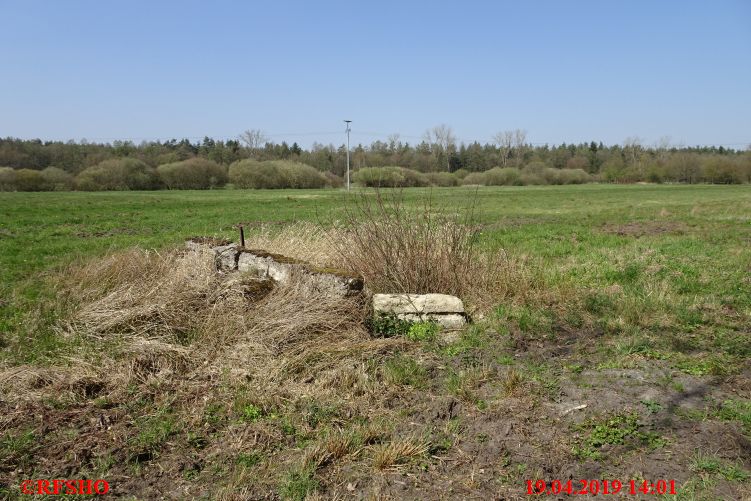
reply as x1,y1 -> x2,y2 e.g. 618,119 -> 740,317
239,225 -> 245,247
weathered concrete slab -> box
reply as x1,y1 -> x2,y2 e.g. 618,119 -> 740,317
398,313 -> 467,330
372,293 -> 464,314
238,249 -> 363,297
238,250 -> 306,282
372,293 -> 467,330
305,268 -> 364,297
185,238 -> 239,270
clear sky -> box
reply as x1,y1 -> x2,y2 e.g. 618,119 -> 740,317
1,0 -> 749,148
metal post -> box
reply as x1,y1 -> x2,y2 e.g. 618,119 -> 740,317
239,225 -> 245,248
344,120 -> 352,190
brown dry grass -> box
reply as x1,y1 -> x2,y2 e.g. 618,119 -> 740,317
371,437 -> 430,470
245,222 -> 338,268
3,239 -> 409,405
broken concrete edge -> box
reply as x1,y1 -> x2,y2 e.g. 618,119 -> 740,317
186,236 -> 232,247
185,237 -> 364,295
241,248 -> 308,266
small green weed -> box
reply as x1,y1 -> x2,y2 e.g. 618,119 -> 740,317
130,408 -> 176,461
716,399 -> 751,433
573,412 -> 665,460
237,451 -> 263,468
204,403 -> 225,426
641,399 -> 663,414
0,429 -> 37,469
240,403 -> 264,422
384,354 -> 428,388
279,467 -> 318,500
304,401 -> 339,429
367,313 -> 412,337
406,320 -> 440,342
441,324 -> 487,357
692,451 -> 750,481
584,291 -> 614,314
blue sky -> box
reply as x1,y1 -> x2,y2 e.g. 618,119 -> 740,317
1,0 -> 749,148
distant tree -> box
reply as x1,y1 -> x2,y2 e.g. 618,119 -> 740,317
238,129 -> 269,151
493,129 -> 527,167
425,124 -> 456,171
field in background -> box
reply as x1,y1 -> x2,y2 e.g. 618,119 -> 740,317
1,184 -> 750,499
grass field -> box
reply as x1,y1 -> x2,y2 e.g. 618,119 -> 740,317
1,184 -> 750,499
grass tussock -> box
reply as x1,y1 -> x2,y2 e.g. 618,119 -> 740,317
63,248 -> 252,347
371,437 -> 430,470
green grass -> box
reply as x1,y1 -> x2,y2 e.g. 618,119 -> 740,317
692,451 -> 750,482
384,354 -> 429,388
279,466 -> 319,500
2,184 -> 750,499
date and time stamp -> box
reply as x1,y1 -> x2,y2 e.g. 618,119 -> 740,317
526,479 -> 677,496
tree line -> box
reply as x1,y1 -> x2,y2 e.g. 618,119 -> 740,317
0,129 -> 749,191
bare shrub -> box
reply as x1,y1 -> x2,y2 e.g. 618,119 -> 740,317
10,168 -> 46,191
326,190 -> 531,312
461,171 -> 486,185
425,171 -> 460,187
40,166 -> 75,190
76,158 -> 160,191
483,167 -> 522,185
0,166 -> 16,191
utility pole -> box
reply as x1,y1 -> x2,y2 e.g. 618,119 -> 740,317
344,120 -> 352,190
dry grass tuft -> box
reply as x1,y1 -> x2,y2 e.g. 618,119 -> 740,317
31,243 -> 407,406
0,364 -> 101,402
371,437 -> 430,470
245,222 -> 338,268
502,367 -> 526,396
64,248 -> 245,343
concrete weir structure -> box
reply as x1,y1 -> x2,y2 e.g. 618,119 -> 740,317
184,238 -> 364,297
185,237 -> 468,330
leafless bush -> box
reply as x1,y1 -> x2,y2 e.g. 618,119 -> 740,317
326,190 -> 475,295
326,189 -> 531,311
